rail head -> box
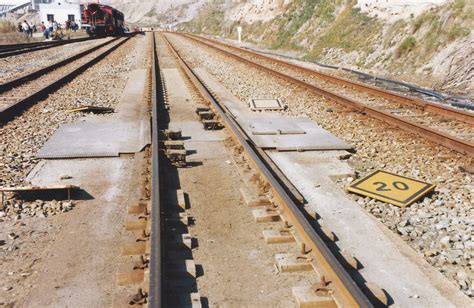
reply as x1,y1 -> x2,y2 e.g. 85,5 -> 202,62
149,31 -> 162,308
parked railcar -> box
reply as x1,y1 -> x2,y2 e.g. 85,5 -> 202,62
80,3 -> 124,36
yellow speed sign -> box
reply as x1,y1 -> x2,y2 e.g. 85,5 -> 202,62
347,170 -> 435,207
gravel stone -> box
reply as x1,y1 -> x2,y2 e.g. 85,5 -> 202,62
168,34 -> 474,296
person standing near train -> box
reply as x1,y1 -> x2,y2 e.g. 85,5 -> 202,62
40,21 -> 48,39
21,20 -> 32,37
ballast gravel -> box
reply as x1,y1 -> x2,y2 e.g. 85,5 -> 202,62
0,37 -> 114,83
0,36 -> 142,220
0,35 -> 148,307
168,34 -> 473,297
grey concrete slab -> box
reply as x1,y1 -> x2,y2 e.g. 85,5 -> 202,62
244,117 -> 306,135
195,68 -> 351,151
268,150 -> 471,308
36,120 -> 150,158
114,69 -> 147,121
26,158 -> 132,192
250,98 -> 284,111
250,128 -> 351,151
36,69 -> 150,159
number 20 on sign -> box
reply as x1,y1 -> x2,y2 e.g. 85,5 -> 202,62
347,170 -> 436,207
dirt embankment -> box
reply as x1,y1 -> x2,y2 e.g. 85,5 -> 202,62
180,0 -> 473,98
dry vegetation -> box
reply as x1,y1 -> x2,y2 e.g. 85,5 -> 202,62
0,20 -> 16,33
181,0 -> 472,95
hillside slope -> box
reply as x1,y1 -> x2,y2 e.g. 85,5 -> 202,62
180,0 -> 473,97
101,0 -> 207,27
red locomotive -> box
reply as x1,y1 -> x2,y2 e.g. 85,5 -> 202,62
80,3 -> 125,36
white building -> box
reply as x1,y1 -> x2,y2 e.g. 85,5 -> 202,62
38,1 -> 81,26
32,0 -> 53,11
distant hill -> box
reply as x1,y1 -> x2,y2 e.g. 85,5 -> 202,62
101,0 -> 207,27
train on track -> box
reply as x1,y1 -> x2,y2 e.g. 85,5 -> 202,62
80,3 -> 125,36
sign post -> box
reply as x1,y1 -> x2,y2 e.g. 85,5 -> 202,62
237,26 -> 242,43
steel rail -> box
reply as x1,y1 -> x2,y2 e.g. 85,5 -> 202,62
178,33 -> 474,157
0,36 -> 100,58
161,32 -> 373,308
0,35 -> 133,125
149,32 -> 162,308
0,41 -> 56,51
185,33 -> 473,125
0,37 -> 121,94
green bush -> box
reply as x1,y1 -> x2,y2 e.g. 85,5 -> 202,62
396,36 -> 416,57
446,24 -> 470,42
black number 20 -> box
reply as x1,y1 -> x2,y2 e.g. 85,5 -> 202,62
373,181 -> 409,192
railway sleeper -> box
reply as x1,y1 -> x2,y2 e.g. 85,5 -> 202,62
292,286 -> 337,308
122,241 -> 150,256
125,216 -> 148,231
195,106 -> 211,114
116,269 -> 147,286
166,149 -> 187,167
198,110 -> 215,121
127,201 -> 150,215
263,229 -> 296,244
164,128 -> 182,140
163,140 -> 185,150
252,207 -> 282,223
239,186 -> 272,207
275,253 -> 314,272
202,119 -> 223,130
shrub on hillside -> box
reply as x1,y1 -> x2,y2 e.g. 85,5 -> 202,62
396,36 -> 416,58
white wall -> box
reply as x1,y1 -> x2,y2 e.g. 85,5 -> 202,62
39,1 -> 81,26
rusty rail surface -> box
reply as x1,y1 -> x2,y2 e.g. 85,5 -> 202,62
0,36 -> 100,59
186,33 -> 473,125
161,32 -> 373,308
177,33 -> 474,157
149,32 -> 162,308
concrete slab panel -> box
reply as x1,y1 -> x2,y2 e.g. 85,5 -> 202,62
37,120 -> 150,158
268,150 -> 471,307
250,98 -> 284,111
26,158 -> 132,191
244,117 -> 306,135
195,68 -> 351,151
114,69 -> 147,121
238,116 -> 351,150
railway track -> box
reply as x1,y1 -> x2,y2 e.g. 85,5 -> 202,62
0,37 -> 98,59
139,31 -> 383,307
175,33 -> 474,157
0,35 -> 133,124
